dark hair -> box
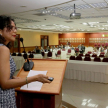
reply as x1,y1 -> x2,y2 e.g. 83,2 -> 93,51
0,15 -> 15,48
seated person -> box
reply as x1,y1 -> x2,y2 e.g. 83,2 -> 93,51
58,45 -> 61,49
74,47 -> 79,56
92,47 -> 97,54
71,45 -> 74,50
45,46 -> 49,52
36,46 -> 40,54
40,47 -> 44,52
105,47 -> 108,58
99,46 -> 104,53
63,45 -> 65,49
47,46 -> 50,51
61,44 -> 63,49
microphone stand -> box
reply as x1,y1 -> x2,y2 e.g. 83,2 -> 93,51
20,38 -> 34,71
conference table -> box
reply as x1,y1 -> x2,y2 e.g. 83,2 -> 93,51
33,54 -> 42,59
65,60 -> 108,83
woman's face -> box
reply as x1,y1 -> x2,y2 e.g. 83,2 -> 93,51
1,21 -> 17,44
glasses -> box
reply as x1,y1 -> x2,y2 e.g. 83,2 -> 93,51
7,25 -> 17,31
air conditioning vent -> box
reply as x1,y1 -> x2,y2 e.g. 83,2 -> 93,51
46,24 -> 54,26
65,21 -> 73,23
99,7 -> 108,10
33,13 -> 47,16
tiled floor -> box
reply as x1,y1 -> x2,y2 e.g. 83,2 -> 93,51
62,78 -> 108,108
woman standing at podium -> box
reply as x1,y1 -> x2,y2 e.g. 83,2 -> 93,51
0,15 -> 51,108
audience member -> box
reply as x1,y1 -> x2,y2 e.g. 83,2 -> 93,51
99,45 -> 104,53
105,47 -> 108,58
74,47 -> 79,56
81,44 -> 85,54
40,47 -> 44,52
78,44 -> 82,53
71,45 -> 74,50
36,46 -> 40,54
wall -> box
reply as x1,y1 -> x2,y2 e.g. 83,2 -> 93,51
59,33 -> 108,47
59,33 -> 89,47
17,30 -> 59,47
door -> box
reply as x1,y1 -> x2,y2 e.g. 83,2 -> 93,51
41,36 -> 49,49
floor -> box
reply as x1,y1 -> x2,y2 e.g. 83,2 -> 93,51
62,78 -> 108,108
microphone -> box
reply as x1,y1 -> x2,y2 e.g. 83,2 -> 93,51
20,38 -> 34,71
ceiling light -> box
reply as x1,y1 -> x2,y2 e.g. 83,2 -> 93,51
83,23 -> 87,25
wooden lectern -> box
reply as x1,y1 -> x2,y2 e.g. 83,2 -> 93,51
15,59 -> 67,108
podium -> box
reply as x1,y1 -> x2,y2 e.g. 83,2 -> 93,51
15,59 -> 67,108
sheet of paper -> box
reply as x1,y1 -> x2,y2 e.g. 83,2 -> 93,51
20,70 -> 47,91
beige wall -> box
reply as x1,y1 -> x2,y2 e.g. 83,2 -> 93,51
17,30 -> 59,47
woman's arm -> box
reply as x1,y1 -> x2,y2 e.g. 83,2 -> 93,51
0,46 -> 50,90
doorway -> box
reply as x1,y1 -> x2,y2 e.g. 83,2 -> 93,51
41,35 -> 49,49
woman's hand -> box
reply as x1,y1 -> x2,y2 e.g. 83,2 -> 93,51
36,74 -> 51,83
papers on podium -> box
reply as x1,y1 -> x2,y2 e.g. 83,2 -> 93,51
20,70 -> 47,91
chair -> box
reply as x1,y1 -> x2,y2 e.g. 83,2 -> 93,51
12,52 -> 16,56
75,56 -> 82,61
85,54 -> 90,57
94,57 -> 101,62
79,53 -> 83,57
98,43 -> 101,47
75,47 -> 79,56
102,43 -> 105,47
94,43 -> 97,47
92,54 -> 97,57
66,49 -> 71,58
22,51 -> 26,53
47,51 -> 52,58
84,56 -> 91,61
99,54 -> 105,57
17,53 -> 22,56
69,56 -> 75,60
56,50 -> 61,59
100,52 -> 105,55
41,52 -> 45,58
88,51 -> 92,54
106,43 -> 108,47
62,49 -> 65,51
102,58 -> 108,62
23,53 -> 27,59
29,53 -> 34,58
28,51 -> 31,53
32,51 -> 35,54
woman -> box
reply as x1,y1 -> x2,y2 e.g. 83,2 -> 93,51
0,15 -> 51,108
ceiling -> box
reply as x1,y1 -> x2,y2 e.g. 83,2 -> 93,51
1,0 -> 108,33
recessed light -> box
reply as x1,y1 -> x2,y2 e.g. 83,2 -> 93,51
82,23 -> 87,25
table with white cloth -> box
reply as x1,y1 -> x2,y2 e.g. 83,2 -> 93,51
65,60 -> 108,83
12,56 -> 25,70
33,54 -> 42,59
